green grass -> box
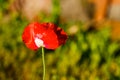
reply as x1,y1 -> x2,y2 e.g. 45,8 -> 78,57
0,0 -> 120,80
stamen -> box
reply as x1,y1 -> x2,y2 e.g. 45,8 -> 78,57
35,38 -> 44,47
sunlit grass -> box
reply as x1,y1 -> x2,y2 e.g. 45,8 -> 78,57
0,0 -> 120,80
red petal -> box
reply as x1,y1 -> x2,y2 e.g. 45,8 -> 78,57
22,22 -> 67,50
39,23 -> 59,49
40,23 -> 67,49
56,27 -> 67,45
22,22 -> 40,50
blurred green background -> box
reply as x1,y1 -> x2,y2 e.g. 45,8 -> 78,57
0,0 -> 120,80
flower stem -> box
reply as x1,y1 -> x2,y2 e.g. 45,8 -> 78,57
42,47 -> 45,80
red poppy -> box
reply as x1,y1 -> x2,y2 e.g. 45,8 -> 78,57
22,22 -> 67,50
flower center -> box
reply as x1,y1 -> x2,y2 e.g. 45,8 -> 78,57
34,37 -> 44,48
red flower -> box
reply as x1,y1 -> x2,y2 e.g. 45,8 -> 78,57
22,22 -> 67,50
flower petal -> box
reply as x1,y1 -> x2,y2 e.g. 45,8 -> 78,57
39,23 -> 59,49
22,22 -> 40,50
22,22 -> 67,50
40,23 -> 67,49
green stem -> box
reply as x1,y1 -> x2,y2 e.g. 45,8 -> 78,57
42,47 -> 45,80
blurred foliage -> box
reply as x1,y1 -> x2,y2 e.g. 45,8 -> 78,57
0,0 -> 120,80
